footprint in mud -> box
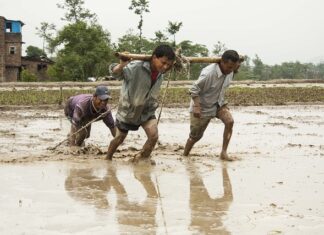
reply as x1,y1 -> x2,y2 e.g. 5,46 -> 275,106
0,129 -> 16,137
50,128 -> 61,131
266,122 -> 297,129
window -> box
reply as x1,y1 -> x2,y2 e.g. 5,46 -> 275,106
9,46 -> 16,55
5,22 -> 12,32
37,64 -> 47,71
5,21 -> 22,33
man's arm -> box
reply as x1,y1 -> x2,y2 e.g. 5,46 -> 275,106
191,96 -> 201,118
109,52 -> 131,79
72,106 -> 83,128
103,111 -> 116,137
111,59 -> 130,75
189,71 -> 209,118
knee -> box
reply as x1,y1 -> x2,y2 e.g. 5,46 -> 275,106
148,131 -> 159,144
115,134 -> 126,145
225,119 -> 234,129
190,134 -> 203,143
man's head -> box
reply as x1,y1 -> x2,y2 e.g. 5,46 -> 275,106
93,85 -> 111,110
150,44 -> 176,73
220,50 -> 240,75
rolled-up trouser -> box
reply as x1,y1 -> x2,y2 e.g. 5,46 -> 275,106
189,113 -> 212,141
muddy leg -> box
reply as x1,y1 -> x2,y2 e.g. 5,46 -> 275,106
75,125 -> 91,146
68,124 -> 89,146
106,129 -> 128,160
217,107 -> 234,161
183,114 -> 210,156
133,119 -> 158,163
68,125 -> 77,146
183,137 -> 198,156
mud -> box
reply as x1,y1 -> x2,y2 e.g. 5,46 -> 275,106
0,105 -> 324,234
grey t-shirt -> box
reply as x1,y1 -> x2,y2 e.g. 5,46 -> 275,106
110,60 -> 163,125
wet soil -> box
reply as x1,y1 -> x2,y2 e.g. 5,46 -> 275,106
0,106 -> 323,234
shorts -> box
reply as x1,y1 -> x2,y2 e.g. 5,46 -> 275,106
116,115 -> 156,133
189,113 -> 212,141
189,104 -> 230,140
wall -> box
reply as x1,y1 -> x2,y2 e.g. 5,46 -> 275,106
0,17 -> 5,82
22,58 -> 52,81
0,16 -> 23,82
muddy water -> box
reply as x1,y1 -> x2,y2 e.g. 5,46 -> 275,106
0,106 -> 324,234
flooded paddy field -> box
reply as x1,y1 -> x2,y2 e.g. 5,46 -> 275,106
0,105 -> 323,234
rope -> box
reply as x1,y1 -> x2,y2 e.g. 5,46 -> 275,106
155,175 -> 169,235
157,71 -> 173,125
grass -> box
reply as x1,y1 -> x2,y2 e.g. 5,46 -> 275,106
0,87 -> 323,106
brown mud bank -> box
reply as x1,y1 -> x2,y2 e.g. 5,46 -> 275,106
0,106 -> 323,234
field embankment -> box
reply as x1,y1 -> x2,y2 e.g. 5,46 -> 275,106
0,79 -> 323,108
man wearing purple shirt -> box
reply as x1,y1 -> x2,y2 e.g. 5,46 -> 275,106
64,86 -> 116,146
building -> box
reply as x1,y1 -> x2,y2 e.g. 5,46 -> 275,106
0,16 -> 53,82
21,55 -> 54,81
0,16 -> 23,82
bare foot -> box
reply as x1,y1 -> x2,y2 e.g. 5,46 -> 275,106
105,155 -> 112,161
132,153 -> 155,165
220,151 -> 235,161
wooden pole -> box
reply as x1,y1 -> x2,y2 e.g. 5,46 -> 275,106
115,52 -> 245,63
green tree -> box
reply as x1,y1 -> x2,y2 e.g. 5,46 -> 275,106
115,29 -> 154,54
315,63 -> 324,79
49,21 -> 113,81
152,30 -> 168,45
129,0 -> 150,52
175,40 -> 209,80
25,45 -> 45,57
47,0 -> 113,81
166,21 -> 183,47
178,40 -> 208,57
278,62 -> 308,79
252,54 -> 265,80
57,0 -> 97,24
232,56 -> 255,81
212,41 -> 227,56
36,22 -> 56,55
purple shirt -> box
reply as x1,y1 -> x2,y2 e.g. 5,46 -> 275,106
65,94 -> 115,130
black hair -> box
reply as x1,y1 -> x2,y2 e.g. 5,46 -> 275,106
152,44 -> 176,61
221,50 -> 240,63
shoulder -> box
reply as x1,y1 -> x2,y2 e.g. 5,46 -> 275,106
126,60 -> 145,70
74,94 -> 92,109
199,64 -> 218,79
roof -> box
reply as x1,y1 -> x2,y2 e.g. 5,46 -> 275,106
0,16 -> 24,26
22,56 -> 55,64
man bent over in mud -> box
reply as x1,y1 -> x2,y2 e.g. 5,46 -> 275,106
183,50 -> 241,161
64,85 -> 116,146
106,44 -> 175,163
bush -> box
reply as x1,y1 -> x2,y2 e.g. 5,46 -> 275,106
21,69 -> 37,82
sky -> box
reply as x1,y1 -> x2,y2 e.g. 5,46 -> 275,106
1,0 -> 324,65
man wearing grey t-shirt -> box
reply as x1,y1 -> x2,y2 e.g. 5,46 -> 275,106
107,45 -> 175,162
183,50 -> 240,161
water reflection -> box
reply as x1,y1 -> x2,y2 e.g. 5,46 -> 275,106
108,163 -> 158,234
65,163 -> 158,234
65,168 -> 111,209
187,162 -> 233,235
